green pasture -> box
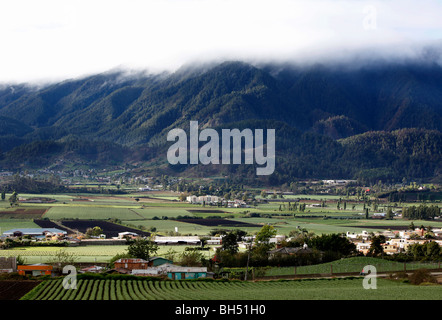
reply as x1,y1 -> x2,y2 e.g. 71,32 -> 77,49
226,217 -> 375,235
131,207 -> 207,219
264,257 -> 441,276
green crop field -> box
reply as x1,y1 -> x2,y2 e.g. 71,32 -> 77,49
124,219 -> 214,235
0,219 -> 40,235
1,191 -> 441,268
227,217 -> 373,235
0,245 -> 216,264
44,206 -> 143,220
264,257 -> 441,276
131,207 -> 196,219
22,277 -> 442,300
0,245 -> 130,263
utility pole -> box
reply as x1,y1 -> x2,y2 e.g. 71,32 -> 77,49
244,241 -> 252,281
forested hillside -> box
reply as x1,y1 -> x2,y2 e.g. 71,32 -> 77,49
0,61 -> 441,185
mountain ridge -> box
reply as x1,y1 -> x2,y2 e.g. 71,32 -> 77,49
0,60 -> 441,184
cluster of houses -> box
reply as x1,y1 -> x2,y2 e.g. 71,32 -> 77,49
1,228 -> 68,241
0,256 -> 211,280
186,195 -> 248,208
0,257 -> 54,276
1,223 -> 441,280
346,228 -> 442,255
111,257 -> 211,280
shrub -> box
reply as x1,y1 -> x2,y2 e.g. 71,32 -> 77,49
408,269 -> 437,285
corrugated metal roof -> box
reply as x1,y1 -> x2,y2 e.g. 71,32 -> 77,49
154,236 -> 201,243
132,264 -> 207,274
115,258 -> 149,263
167,267 -> 207,273
3,228 -> 67,235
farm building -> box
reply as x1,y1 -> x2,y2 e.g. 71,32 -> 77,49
114,257 -> 173,271
17,264 -> 53,276
131,268 -> 162,276
117,231 -> 139,239
206,236 -> 222,245
131,263 -> 177,276
186,195 -> 220,204
148,257 -> 173,267
114,258 -> 149,270
167,266 -> 208,280
269,235 -> 286,244
153,236 -> 201,245
131,263 -> 209,280
2,228 -> 67,239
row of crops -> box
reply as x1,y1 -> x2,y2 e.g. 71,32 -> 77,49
22,277 -> 442,300
27,279 -> 265,300
23,278 -> 356,300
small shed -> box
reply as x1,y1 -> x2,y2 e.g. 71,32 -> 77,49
114,258 -> 149,270
166,267 -> 208,280
79,265 -> 104,273
148,256 -> 173,267
117,232 -> 138,239
153,236 -> 201,245
17,264 -> 53,276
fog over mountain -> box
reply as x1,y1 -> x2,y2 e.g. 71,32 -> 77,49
1,0 -> 442,83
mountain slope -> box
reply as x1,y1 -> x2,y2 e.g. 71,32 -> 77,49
0,60 -> 441,184
1,60 -> 441,145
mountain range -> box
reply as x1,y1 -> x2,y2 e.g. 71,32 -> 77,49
0,60 -> 441,185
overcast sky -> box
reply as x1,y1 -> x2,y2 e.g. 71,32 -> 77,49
0,0 -> 441,83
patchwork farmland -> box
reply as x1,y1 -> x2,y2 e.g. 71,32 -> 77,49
59,220 -> 151,238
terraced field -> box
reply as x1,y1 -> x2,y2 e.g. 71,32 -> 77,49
22,277 -> 442,300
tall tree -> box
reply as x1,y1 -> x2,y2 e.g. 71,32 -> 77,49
367,235 -> 386,257
221,232 -> 239,254
127,238 -> 158,261
8,191 -> 18,207
386,207 -> 393,220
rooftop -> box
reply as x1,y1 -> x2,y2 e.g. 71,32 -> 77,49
2,228 -> 67,236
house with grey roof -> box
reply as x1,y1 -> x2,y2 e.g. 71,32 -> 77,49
2,228 -> 67,239
267,244 -> 314,259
